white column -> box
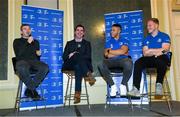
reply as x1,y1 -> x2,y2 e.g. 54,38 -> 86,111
150,0 -> 176,100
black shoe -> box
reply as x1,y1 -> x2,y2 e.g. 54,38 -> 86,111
110,96 -> 116,98
120,95 -> 128,98
24,89 -> 41,101
32,90 -> 41,101
24,89 -> 34,98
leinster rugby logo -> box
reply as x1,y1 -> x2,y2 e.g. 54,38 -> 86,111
146,41 -> 150,45
119,42 -> 123,46
157,38 -> 162,43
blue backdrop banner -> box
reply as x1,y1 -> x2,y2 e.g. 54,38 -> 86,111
104,10 -> 148,104
21,5 -> 64,110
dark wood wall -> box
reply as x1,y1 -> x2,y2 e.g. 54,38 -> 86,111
73,0 -> 151,76
0,0 -> 8,80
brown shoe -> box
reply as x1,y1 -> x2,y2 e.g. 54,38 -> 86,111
84,72 -> 96,86
74,91 -> 81,104
88,78 -> 96,86
84,71 -> 93,81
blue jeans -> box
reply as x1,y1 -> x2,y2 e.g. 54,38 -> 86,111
16,60 -> 49,90
98,58 -> 133,86
62,53 -> 91,91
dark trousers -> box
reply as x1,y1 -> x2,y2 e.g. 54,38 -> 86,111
133,55 -> 169,90
98,58 -> 133,86
16,60 -> 49,90
62,54 -> 90,92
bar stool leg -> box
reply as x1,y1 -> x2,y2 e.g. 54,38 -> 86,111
34,85 -> 45,110
84,78 -> 90,109
69,75 -> 73,107
108,86 -> 111,107
14,80 -> 21,112
64,75 -> 70,107
165,78 -> 172,101
127,84 -> 134,111
140,78 -> 145,111
107,85 -> 111,108
104,84 -> 109,109
35,100 -> 38,110
108,85 -> 111,107
163,76 -> 172,112
39,85 -> 47,109
18,81 -> 23,112
125,83 -> 132,111
149,74 -> 152,110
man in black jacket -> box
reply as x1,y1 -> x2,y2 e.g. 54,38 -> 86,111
62,24 -> 96,104
13,24 -> 49,100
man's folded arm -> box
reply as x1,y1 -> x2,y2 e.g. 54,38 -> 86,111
108,45 -> 128,56
143,43 -> 170,57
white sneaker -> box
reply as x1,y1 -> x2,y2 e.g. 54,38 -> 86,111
120,84 -> 127,96
127,86 -> 140,97
110,84 -> 117,97
156,83 -> 163,95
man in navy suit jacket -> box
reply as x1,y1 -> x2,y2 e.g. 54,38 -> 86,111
62,24 -> 96,104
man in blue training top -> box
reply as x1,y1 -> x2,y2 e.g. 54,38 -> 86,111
98,24 -> 133,97
128,18 -> 171,96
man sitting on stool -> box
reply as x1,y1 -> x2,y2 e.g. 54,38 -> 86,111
13,24 -> 49,100
62,24 -> 96,104
128,18 -> 171,96
98,24 -> 133,97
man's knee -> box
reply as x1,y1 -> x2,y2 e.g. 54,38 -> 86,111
98,63 -> 103,70
135,57 -> 145,65
134,59 -> 140,66
39,62 -> 49,73
98,62 -> 107,72
123,59 -> 133,71
44,63 -> 49,73
134,58 -> 145,69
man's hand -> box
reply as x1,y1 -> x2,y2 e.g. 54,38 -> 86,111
154,51 -> 163,58
143,43 -> 170,57
68,51 -> 77,59
36,50 -> 41,56
104,48 -> 111,58
107,53 -> 117,58
27,36 -> 34,44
